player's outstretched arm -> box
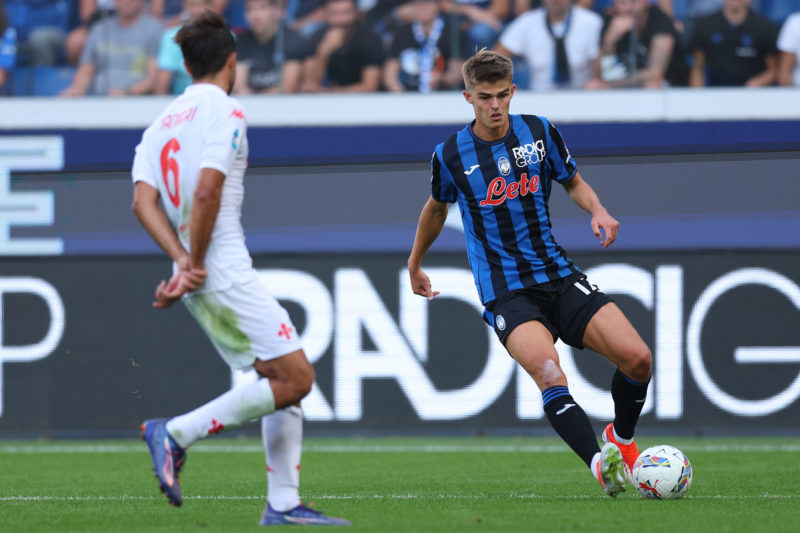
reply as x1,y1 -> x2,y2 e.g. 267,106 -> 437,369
562,172 -> 619,248
408,196 -> 448,300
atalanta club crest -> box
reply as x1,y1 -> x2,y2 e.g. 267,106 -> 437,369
497,156 -> 511,176
496,315 -> 506,331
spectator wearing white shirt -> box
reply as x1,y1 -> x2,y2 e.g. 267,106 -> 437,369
496,0 -> 603,89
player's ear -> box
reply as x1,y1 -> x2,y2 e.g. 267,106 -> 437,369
462,89 -> 472,104
510,83 -> 516,98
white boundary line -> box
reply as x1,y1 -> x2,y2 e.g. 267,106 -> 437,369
0,493 -> 796,502
1,443 -> 800,454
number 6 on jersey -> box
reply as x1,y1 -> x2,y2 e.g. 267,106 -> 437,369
160,138 -> 181,207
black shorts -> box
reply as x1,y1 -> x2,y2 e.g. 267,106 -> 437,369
482,272 -> 612,349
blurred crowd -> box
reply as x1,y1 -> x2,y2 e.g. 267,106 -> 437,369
0,0 -> 798,96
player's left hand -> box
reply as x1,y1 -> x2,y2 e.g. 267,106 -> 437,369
591,209 -> 620,248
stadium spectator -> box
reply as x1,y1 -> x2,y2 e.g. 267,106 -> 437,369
5,0 -> 71,66
383,0 -> 462,92
299,0 -> 383,92
60,0 -> 163,96
232,0 -> 305,94
154,0 -> 213,95
777,10 -> 800,86
0,3 -> 16,93
65,1 -> 116,65
591,0 -> 688,88
496,0 -> 603,90
441,0 -> 510,55
689,0 -> 779,87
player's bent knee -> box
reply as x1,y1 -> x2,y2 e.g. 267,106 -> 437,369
532,358 -> 568,389
285,361 -> 314,404
625,344 -> 652,382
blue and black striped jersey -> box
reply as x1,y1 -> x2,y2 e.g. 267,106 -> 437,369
431,114 -> 580,304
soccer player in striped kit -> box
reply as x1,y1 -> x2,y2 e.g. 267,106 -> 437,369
408,49 -> 652,497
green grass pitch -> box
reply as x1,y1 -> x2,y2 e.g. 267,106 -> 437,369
1,436 -> 798,532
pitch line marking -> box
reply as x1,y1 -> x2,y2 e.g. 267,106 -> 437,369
0,493 -> 796,502
1,443 -> 800,454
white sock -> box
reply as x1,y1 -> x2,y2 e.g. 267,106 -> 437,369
166,378 -> 275,448
613,426 -> 634,445
262,405 -> 303,512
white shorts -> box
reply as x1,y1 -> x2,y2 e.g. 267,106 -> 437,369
183,278 -> 303,369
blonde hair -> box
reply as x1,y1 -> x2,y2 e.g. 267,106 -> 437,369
462,49 -> 514,90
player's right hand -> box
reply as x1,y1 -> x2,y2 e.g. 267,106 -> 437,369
409,267 -> 440,301
176,255 -> 207,292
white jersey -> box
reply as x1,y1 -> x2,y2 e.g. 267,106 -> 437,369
132,83 -> 256,293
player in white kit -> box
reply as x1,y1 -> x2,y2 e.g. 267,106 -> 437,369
131,11 -> 348,526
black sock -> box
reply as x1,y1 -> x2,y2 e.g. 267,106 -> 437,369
611,368 -> 650,440
542,386 -> 600,468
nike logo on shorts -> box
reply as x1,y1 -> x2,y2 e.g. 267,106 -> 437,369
556,403 -> 576,415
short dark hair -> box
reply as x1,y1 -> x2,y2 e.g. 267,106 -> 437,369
462,49 -> 514,90
175,11 -> 236,80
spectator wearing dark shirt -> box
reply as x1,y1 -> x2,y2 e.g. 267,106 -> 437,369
689,0 -> 779,87
300,0 -> 383,92
233,0 -> 306,93
383,0 -> 461,92
591,0 -> 688,88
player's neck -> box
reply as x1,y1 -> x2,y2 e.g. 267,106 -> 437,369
194,77 -> 231,95
472,119 -> 510,142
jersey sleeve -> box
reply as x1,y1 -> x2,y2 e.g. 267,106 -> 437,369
430,145 -> 457,203
131,135 -> 157,187
545,120 -> 578,184
200,101 -> 247,176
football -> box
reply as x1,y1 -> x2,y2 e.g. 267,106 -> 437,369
632,445 -> 693,500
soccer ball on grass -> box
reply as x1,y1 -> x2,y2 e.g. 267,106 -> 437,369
631,444 -> 693,500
